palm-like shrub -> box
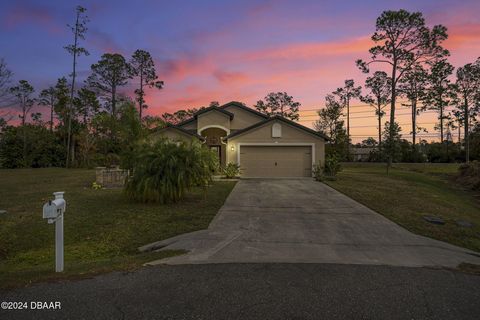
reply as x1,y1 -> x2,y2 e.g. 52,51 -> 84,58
223,162 -> 241,178
124,140 -> 218,203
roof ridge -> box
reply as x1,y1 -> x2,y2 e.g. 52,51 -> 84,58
226,115 -> 329,140
220,101 -> 269,119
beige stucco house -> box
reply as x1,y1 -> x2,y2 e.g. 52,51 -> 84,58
151,101 -> 328,177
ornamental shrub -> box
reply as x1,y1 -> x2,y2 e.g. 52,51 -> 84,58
124,140 -> 218,203
223,162 -> 241,178
324,153 -> 342,177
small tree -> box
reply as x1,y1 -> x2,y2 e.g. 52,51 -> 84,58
382,121 -> 402,165
255,92 -> 300,120
39,86 -> 58,132
65,5 -> 89,167
398,64 -> 428,148
454,58 -> 480,163
116,101 -> 146,169
130,49 -> 164,119
87,53 -> 132,117
315,95 -> 348,159
10,80 -> 35,126
74,87 -> 100,125
424,59 -> 455,144
53,77 -> 71,149
9,80 -> 35,167
360,71 -> 391,147
333,79 -> 361,144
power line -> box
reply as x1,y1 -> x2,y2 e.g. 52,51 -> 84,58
299,108 -> 445,116
300,104 -> 457,113
349,134 -> 441,137
299,111 -> 452,120
347,122 -> 437,128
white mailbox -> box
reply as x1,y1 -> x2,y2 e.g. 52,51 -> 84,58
42,191 -> 66,272
42,192 -> 66,223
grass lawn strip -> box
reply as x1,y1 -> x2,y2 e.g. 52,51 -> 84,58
324,163 -> 480,253
0,168 -> 235,288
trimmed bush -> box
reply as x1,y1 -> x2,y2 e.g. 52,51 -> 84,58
223,162 -> 241,179
324,153 -> 342,177
124,140 -> 218,203
312,155 -> 342,182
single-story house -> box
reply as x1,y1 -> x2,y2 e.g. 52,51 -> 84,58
350,147 -> 376,162
151,101 -> 328,178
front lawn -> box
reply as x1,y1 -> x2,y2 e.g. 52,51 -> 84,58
0,168 -> 235,288
324,163 -> 480,253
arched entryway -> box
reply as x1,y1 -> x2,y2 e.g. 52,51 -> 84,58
199,127 -> 228,167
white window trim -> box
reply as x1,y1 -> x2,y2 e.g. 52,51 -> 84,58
272,123 -> 282,138
198,125 -> 230,135
236,142 -> 315,176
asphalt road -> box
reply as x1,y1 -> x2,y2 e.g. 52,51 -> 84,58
1,263 -> 479,320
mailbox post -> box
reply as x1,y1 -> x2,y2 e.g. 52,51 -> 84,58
42,191 -> 66,272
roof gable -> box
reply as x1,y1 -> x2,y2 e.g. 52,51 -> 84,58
195,107 -> 234,120
220,101 -> 269,119
175,105 -> 234,127
226,116 -> 329,140
152,124 -> 205,140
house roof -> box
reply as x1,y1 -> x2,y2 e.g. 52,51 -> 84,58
194,106 -> 234,119
176,101 -> 268,127
225,115 -> 330,140
152,123 -> 205,140
219,101 -> 269,119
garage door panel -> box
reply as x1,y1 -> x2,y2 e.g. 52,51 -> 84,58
240,146 -> 312,177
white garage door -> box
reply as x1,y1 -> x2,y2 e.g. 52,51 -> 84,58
240,145 -> 312,177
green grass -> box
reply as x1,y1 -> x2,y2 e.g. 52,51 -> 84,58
0,168 -> 235,288
324,163 -> 480,253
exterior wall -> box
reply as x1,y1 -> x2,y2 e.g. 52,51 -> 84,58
150,129 -> 199,143
223,105 -> 266,130
197,111 -> 231,133
178,120 -> 197,131
226,120 -> 325,170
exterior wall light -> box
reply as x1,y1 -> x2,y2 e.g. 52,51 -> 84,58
231,145 -> 235,151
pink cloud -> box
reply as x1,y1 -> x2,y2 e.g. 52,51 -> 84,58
141,35 -> 371,116
213,70 -> 249,84
444,23 -> 480,65
243,36 -> 371,61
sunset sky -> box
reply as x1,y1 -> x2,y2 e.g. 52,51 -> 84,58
1,0 -> 480,142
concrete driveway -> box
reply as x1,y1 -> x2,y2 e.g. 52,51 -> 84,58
145,179 -> 480,267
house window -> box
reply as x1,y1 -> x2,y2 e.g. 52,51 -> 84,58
272,123 -> 282,138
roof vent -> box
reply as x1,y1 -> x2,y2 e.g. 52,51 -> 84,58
272,123 -> 282,138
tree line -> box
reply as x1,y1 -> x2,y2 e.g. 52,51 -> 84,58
316,9 -> 480,165
0,6 -> 167,168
